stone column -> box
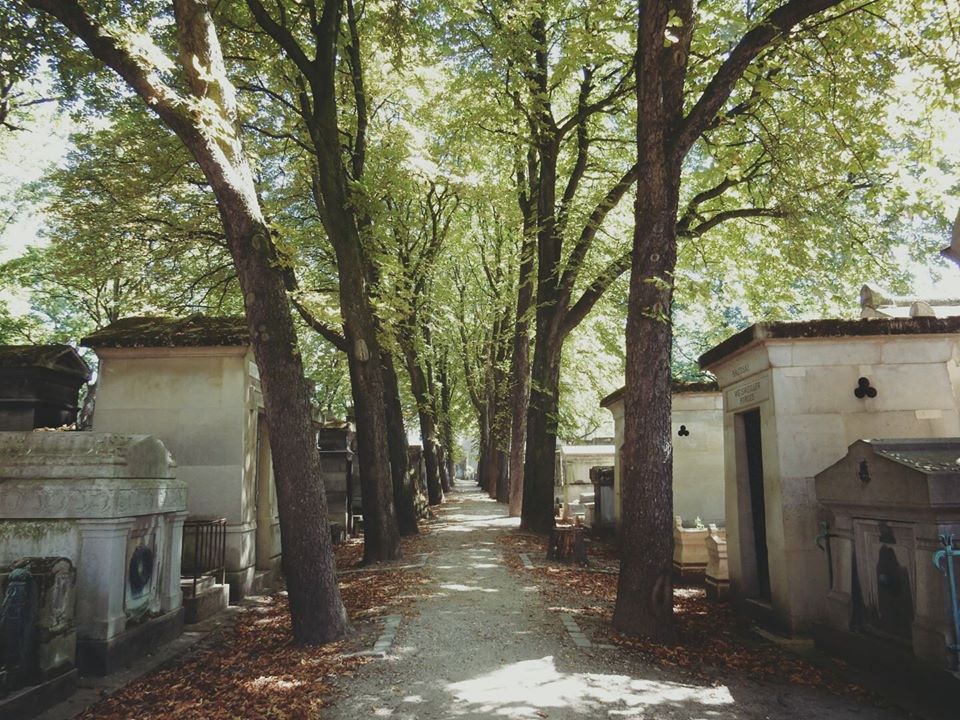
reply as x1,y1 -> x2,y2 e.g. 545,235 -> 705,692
76,518 -> 133,641
160,510 -> 189,613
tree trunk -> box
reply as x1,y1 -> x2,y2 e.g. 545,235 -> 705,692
437,443 -> 453,493
613,182 -> 678,638
437,355 -> 456,486
25,0 -> 352,646
406,353 -> 444,505
339,281 -> 401,562
520,325 -> 563,532
230,218 -> 351,642
613,1 -> 678,639
507,229 -> 535,516
381,351 -> 418,535
495,448 -> 509,503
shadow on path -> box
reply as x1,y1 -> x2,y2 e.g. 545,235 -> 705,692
323,486 -> 903,720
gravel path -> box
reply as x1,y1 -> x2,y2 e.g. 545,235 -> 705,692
323,485 -> 905,719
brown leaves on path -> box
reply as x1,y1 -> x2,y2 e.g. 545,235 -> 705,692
498,529 -> 877,703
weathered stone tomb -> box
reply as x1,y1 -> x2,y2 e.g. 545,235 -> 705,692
0,432 -> 186,675
815,438 -> 960,678
82,316 -> 280,599
554,443 -> 615,517
0,345 -> 91,430
600,381 -> 725,530
700,315 -> 960,634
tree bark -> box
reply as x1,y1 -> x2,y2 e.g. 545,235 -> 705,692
507,227 -> 535,516
406,351 -> 444,505
520,323 -> 563,532
245,0 -> 401,563
26,0 -> 350,644
614,0 -> 847,640
381,351 -> 418,534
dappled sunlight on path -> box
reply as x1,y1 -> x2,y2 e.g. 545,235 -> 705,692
447,656 -> 734,718
323,485 -> 902,720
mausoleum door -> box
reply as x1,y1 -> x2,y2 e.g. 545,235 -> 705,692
737,409 -> 771,602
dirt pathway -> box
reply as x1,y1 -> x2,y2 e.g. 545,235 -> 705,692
323,486 -> 905,719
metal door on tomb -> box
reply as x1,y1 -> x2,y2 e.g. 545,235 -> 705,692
850,519 -> 916,644
737,409 -> 771,602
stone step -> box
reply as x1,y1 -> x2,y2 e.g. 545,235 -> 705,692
183,583 -> 230,625
180,574 -> 216,597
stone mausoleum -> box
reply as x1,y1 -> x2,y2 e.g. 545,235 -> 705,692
816,438 -> 960,683
0,432 -> 186,677
82,316 -> 280,599
601,381 -> 725,530
0,345 -> 91,430
554,443 -> 615,512
700,316 -> 960,634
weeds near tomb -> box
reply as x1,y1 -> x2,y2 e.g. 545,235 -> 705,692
498,529 -> 879,703
77,536 -> 430,720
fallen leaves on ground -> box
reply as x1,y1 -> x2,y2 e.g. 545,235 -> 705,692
77,593 -> 364,720
78,533 -> 430,720
498,529 -> 877,702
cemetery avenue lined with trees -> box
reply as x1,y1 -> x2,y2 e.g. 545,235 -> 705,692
0,0 -> 958,717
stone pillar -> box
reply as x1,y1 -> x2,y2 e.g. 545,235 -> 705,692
160,511 -> 188,613
75,519 -> 133,642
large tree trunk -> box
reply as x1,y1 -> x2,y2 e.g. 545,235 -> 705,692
229,217 -> 351,642
438,358 -> 457,486
520,324 -> 563,532
507,230 -> 536,516
26,0 -> 351,646
612,1 -> 678,640
381,352 -> 418,535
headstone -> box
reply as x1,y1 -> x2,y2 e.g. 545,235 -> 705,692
673,515 -> 709,580
705,526 -> 729,601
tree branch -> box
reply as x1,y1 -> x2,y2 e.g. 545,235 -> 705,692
291,295 -> 348,352
673,0 -> 846,159
560,249 -> 632,338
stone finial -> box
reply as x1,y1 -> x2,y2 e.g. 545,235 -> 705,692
910,301 -> 936,318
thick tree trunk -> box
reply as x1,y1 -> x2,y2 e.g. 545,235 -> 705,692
338,277 -> 401,562
25,0 -> 352,646
226,217 -> 350,643
495,448 -> 509,503
477,409 -> 490,489
613,1 -> 678,639
406,354 -> 444,505
438,365 -> 457,486
381,352 -> 418,535
437,443 -> 453,494
520,325 -> 563,532
507,230 -> 535,516
613,186 -> 678,639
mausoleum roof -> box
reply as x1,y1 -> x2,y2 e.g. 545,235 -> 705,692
0,344 -> 91,380
599,379 -> 720,408
698,316 -> 960,370
81,315 -> 249,349
863,438 -> 960,475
